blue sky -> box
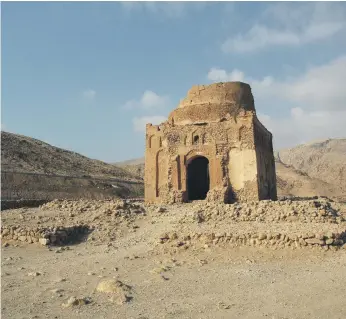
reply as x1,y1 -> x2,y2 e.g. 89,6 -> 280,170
2,1 -> 346,162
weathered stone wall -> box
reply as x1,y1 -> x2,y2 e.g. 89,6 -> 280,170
1,199 -> 146,247
159,230 -> 346,250
155,199 -> 346,251
0,224 -> 90,246
253,117 -> 277,200
145,81 -> 277,204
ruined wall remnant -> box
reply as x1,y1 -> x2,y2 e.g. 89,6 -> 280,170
145,82 -> 277,204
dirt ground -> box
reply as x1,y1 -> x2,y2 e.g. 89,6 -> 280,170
1,200 -> 346,319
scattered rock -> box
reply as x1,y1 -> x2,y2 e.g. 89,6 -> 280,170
218,302 -> 232,309
198,259 -> 208,265
151,266 -> 169,274
39,238 -> 50,246
193,211 -> 205,223
61,296 -> 91,308
325,238 -> 334,245
258,233 -> 267,240
28,272 -> 41,277
156,207 -> 166,213
55,247 -> 65,253
305,238 -> 325,245
2,229 -> 10,236
51,288 -> 64,294
96,279 -> 131,294
129,255 -> 139,260
96,279 -> 132,303
55,278 -> 67,283
109,292 -> 132,305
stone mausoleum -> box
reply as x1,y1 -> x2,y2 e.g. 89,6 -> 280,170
144,82 -> 277,204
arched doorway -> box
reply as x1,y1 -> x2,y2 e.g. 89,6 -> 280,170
187,156 -> 210,201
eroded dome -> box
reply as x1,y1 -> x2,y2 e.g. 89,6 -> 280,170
168,82 -> 255,125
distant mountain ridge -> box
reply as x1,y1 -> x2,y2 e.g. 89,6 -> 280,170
276,138 -> 346,193
116,157 -> 145,179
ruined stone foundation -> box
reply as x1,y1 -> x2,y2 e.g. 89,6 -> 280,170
145,81 -> 277,204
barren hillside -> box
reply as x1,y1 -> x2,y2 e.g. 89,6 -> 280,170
1,131 -> 143,200
277,138 -> 346,193
275,161 -> 345,200
1,131 -> 140,181
115,158 -> 145,178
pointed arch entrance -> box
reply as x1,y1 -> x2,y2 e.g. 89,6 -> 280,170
187,156 -> 210,201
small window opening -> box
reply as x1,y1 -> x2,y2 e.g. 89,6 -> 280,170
193,135 -> 199,145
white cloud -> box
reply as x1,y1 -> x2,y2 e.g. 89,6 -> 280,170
258,109 -> 346,149
82,89 -> 96,100
208,55 -> 346,112
120,2 -> 137,11
132,115 -> 166,132
207,55 -> 346,148
278,56 -> 346,111
222,2 -> 346,53
207,68 -> 245,82
122,90 -> 170,111
124,90 -> 170,133
120,2 -> 207,19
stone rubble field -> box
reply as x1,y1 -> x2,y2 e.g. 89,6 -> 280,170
2,198 -> 345,250
1,198 -> 346,319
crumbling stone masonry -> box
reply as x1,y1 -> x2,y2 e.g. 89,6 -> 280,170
145,82 -> 277,204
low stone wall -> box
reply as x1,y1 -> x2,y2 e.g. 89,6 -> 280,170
183,199 -> 345,224
159,230 -> 346,251
0,224 -> 90,246
1,199 -> 49,211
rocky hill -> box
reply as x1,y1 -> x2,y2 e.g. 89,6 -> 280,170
115,158 -> 145,178
1,131 -> 140,181
1,131 -> 143,200
275,160 -> 345,201
116,139 -> 346,201
276,139 -> 346,194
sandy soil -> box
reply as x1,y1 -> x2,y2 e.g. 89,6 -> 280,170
2,241 -> 346,319
1,200 -> 346,319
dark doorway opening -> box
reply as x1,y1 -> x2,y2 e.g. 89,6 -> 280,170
187,156 -> 210,201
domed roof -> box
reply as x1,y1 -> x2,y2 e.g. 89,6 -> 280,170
168,82 -> 256,125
